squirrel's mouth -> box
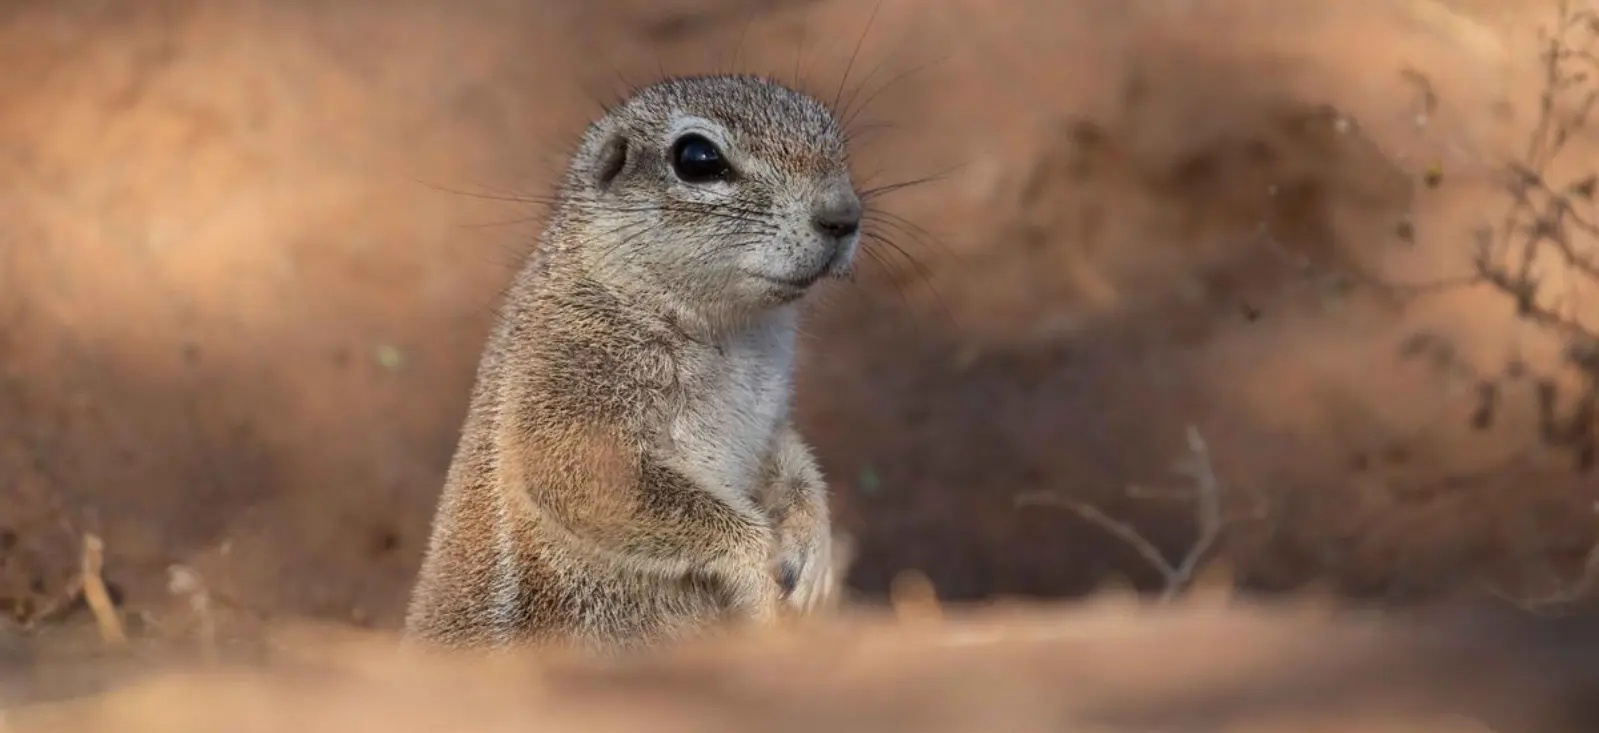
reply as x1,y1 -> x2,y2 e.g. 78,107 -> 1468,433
755,268 -> 828,291
755,242 -> 852,292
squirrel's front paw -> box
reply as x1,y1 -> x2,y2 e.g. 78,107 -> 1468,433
775,529 -> 837,615
711,557 -> 783,626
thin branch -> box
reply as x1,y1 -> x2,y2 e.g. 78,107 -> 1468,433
1015,492 -> 1181,583
1484,505 -> 1599,613
1015,425 -> 1232,602
1170,426 -> 1224,595
168,564 -> 219,663
81,533 -> 126,647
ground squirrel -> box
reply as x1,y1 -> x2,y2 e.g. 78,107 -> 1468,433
404,75 -> 860,652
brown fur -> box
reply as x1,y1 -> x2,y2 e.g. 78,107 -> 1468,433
404,75 -> 858,653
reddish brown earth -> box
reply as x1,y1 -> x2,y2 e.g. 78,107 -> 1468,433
6,601 -> 1599,733
3,0 -> 1599,728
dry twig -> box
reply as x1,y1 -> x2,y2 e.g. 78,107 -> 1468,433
168,564 -> 219,662
1472,2 -> 1599,605
80,533 -> 126,647
1490,546 -> 1599,612
22,574 -> 84,630
1016,425 -> 1230,602
1485,502 -> 1599,613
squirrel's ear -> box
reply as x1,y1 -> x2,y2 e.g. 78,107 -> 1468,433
592,132 -> 628,192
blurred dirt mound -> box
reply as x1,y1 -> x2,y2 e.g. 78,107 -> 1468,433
7,601 -> 1599,733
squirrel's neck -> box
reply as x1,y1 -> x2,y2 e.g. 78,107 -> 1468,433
531,258 -> 802,350
671,302 -> 800,350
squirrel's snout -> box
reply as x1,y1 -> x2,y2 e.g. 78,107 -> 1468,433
810,188 -> 862,240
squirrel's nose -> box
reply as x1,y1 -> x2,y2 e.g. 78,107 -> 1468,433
811,189 -> 862,240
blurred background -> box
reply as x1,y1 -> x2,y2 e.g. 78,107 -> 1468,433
2,0 -> 1597,647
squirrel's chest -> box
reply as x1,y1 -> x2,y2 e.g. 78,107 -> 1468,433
668,330 -> 795,499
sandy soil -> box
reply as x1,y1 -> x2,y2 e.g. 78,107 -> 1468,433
3,0 -> 1599,728
7,600 -> 1599,733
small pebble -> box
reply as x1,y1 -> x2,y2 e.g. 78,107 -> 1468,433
375,344 -> 407,371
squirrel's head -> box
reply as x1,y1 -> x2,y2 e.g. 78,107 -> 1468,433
553,74 -> 860,332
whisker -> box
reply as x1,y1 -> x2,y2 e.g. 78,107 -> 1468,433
832,0 -> 884,113
459,215 -> 550,231
859,166 -> 963,202
858,245 -> 913,309
727,3 -> 758,75
842,54 -> 950,134
843,120 -> 899,148
790,3 -> 810,90
862,230 -> 953,324
417,180 -> 564,208
866,209 -> 957,261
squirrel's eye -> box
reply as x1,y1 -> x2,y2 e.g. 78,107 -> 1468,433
670,134 -> 733,184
